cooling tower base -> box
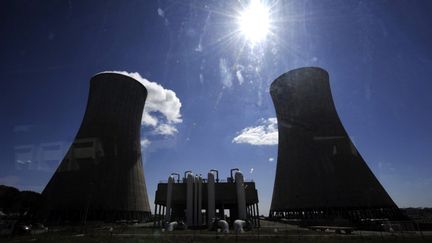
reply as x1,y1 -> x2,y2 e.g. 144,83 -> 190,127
45,210 -> 151,224
270,206 -> 405,224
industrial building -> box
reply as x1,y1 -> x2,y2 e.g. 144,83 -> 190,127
42,72 -> 151,222
154,169 -> 260,230
269,67 -> 401,222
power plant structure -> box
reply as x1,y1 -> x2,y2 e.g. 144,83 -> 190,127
269,67 -> 401,223
42,72 -> 151,222
154,169 -> 260,230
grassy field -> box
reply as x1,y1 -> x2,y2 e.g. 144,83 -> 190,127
1,220 -> 430,243
2,234 -> 430,243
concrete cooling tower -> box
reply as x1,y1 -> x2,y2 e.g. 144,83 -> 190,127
269,67 -> 401,222
42,72 -> 151,222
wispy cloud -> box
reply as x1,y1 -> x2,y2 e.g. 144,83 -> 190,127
140,138 -> 151,148
100,71 -> 182,136
268,157 -> 274,162
219,58 -> 233,88
157,8 -> 165,17
157,7 -> 169,25
155,124 -> 178,135
232,117 -> 278,145
236,65 -> 245,85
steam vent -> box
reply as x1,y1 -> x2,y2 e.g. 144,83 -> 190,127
42,73 -> 151,222
269,67 -> 401,222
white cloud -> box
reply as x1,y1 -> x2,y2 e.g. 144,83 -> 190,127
157,8 -> 169,26
236,70 -> 244,85
99,71 -> 182,136
140,139 -> 151,148
232,117 -> 278,145
250,168 -> 254,174
155,124 -> 178,136
219,58 -> 233,88
199,73 -> 204,84
268,157 -> 274,162
157,8 -> 165,17
236,65 -> 245,85
142,112 -> 158,127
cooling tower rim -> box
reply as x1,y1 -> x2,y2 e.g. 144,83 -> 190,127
271,66 -> 329,89
92,71 -> 147,89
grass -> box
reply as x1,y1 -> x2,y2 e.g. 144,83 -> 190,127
1,221 -> 430,243
2,231 -> 429,243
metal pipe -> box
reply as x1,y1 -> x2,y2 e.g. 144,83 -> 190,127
210,169 -> 219,183
235,171 -> 247,220
184,170 -> 192,181
234,219 -> 246,233
252,204 -> 257,227
207,172 -> 215,227
157,204 -> 161,227
171,173 -> 180,183
153,204 -> 158,227
256,203 -> 260,227
167,221 -> 178,231
230,168 -> 239,181
197,175 -> 203,225
194,176 -> 198,225
165,175 -> 174,222
218,220 -> 229,233
186,172 -> 194,227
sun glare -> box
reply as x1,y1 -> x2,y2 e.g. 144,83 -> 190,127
238,0 -> 270,44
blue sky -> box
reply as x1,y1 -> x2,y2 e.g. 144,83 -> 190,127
1,0 -> 431,215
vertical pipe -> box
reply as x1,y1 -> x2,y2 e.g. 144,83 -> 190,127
207,172 -> 215,226
197,175 -> 203,225
165,175 -> 174,223
194,176 -> 198,226
153,204 -> 158,227
235,171 -> 247,220
157,204 -> 161,227
252,204 -> 257,227
220,204 -> 225,219
210,169 -> 219,183
255,203 -> 260,227
186,172 -> 194,227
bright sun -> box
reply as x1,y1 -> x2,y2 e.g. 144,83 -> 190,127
238,0 -> 270,44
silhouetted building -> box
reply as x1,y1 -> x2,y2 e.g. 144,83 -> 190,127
269,67 -> 401,222
154,169 -> 260,229
42,72 -> 151,222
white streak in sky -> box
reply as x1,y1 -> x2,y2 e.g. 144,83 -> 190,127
219,58 -> 233,88
195,11 -> 212,52
236,65 -> 245,85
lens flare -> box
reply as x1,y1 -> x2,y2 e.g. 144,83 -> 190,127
238,0 -> 270,44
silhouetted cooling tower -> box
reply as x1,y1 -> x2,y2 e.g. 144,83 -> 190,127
269,67 -> 400,221
42,72 -> 151,222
